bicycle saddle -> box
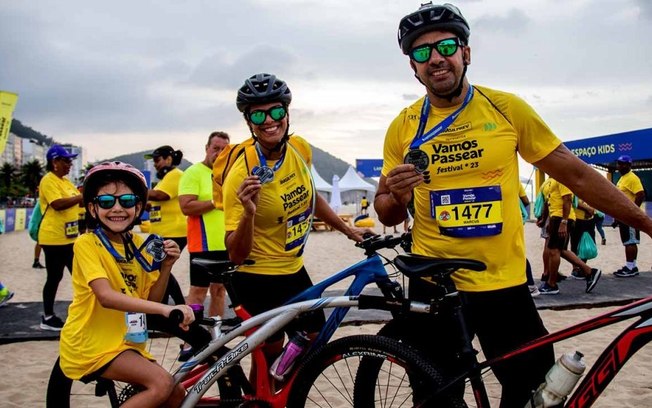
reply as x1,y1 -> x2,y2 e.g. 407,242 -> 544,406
393,254 -> 486,281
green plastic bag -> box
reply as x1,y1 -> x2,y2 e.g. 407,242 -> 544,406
28,199 -> 47,241
578,231 -> 598,260
533,191 -> 545,218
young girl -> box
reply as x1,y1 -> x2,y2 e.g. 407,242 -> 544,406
58,161 -> 194,407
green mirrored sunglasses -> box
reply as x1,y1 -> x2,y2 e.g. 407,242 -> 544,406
248,105 -> 287,125
410,37 -> 463,63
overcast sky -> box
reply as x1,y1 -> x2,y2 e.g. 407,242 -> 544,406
2,0 -> 651,176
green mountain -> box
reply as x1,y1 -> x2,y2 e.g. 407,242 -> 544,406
10,119 -> 55,145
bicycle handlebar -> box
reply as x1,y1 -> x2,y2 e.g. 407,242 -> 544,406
355,232 -> 410,256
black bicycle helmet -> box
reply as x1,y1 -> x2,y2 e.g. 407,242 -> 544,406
236,73 -> 292,112
398,2 -> 470,55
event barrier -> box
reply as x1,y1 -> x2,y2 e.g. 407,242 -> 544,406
0,207 -> 34,234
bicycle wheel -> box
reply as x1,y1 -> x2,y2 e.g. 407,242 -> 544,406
287,334 -> 466,407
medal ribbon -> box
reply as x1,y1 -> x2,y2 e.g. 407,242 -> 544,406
409,85 -> 474,150
93,227 -> 162,272
255,143 -> 287,173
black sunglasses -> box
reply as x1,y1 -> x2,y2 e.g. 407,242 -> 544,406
410,37 -> 463,63
94,194 -> 139,209
247,105 -> 287,125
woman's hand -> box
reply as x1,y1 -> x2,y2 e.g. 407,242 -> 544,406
161,239 -> 180,268
346,226 -> 376,242
167,304 -> 195,331
237,176 -> 262,216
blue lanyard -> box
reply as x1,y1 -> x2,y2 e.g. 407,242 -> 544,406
256,143 -> 286,173
409,85 -> 474,150
93,228 -> 162,272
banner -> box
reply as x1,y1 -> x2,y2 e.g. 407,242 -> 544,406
0,91 -> 19,155
356,159 -> 383,178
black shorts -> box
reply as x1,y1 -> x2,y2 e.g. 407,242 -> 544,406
546,217 -> 573,250
189,251 -> 229,287
231,267 -> 326,343
618,222 -> 640,245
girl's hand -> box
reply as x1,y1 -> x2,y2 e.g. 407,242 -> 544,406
168,304 -> 195,331
161,239 -> 180,267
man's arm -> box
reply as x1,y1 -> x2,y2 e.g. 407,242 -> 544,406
374,164 -> 423,226
534,145 -> 652,236
178,194 -> 214,216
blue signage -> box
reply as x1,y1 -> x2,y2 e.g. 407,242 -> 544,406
356,159 -> 383,177
564,128 -> 652,169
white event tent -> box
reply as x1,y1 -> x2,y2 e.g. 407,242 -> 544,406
336,166 -> 376,212
311,164 -> 332,201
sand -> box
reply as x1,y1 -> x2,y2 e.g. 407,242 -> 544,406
1,214 -> 652,406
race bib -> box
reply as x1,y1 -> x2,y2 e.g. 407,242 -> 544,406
125,312 -> 148,343
149,205 -> 162,223
430,185 -> 503,238
64,221 -> 79,238
285,207 -> 312,251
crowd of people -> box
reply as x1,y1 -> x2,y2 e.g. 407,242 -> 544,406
1,2 -> 650,406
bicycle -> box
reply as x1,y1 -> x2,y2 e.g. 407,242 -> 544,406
291,252 -> 652,407
49,233 -> 422,407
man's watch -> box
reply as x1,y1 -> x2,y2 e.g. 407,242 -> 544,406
560,219 -> 568,224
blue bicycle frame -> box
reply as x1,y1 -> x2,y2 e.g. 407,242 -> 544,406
283,253 -> 398,348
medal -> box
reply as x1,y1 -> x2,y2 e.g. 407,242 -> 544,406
144,234 -> 167,262
404,149 -> 430,173
252,165 -> 275,184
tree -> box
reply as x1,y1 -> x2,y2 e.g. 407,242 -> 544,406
20,159 -> 45,196
0,162 -> 19,199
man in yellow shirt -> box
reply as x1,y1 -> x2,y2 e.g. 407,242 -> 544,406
614,155 -> 646,277
539,179 -> 600,294
375,3 -> 650,405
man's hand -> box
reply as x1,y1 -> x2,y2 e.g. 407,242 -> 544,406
237,176 -> 262,216
385,164 -> 424,206
558,222 -> 568,238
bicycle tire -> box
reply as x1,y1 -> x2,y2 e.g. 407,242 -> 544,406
286,334 -> 466,407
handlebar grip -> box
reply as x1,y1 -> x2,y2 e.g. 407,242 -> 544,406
169,309 -> 184,324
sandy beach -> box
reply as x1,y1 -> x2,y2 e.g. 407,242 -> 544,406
2,215 -> 652,406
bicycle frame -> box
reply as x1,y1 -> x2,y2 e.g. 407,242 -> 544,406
175,251 -> 399,407
462,294 -> 652,407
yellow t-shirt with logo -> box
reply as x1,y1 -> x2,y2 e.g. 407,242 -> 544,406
223,136 -> 313,275
59,233 -> 160,380
381,86 -> 561,292
617,171 -> 644,203
547,179 -> 576,220
38,172 -> 81,245
149,167 -> 187,238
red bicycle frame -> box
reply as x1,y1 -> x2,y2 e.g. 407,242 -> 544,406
478,295 -> 652,407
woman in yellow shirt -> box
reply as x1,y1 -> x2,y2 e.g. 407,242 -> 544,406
38,145 -> 83,331
144,145 -> 187,305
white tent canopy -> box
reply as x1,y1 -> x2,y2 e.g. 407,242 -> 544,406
311,164 -> 332,201
338,166 -> 376,208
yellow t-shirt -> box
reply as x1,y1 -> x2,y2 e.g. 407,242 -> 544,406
38,172 -> 81,245
617,171 -> 644,203
547,179 -> 576,220
381,85 -> 561,292
149,167 -> 187,238
223,136 -> 313,275
59,233 -> 160,380
575,199 -> 592,220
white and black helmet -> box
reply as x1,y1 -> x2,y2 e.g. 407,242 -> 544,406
398,2 -> 470,55
236,73 -> 292,112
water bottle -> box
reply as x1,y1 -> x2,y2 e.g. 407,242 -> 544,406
526,351 -> 586,407
270,331 -> 310,381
